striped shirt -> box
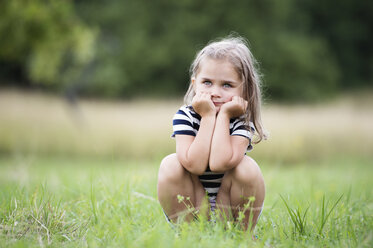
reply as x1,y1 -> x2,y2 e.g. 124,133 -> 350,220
172,105 -> 255,207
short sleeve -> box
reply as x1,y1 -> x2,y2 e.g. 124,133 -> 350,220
231,119 -> 255,151
171,106 -> 197,137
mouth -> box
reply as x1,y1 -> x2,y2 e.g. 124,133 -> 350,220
213,102 -> 223,106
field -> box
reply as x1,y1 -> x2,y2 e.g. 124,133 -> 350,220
0,89 -> 372,247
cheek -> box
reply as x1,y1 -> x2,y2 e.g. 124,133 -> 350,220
231,89 -> 243,98
196,83 -> 209,93
237,87 -> 244,97
194,84 -> 203,93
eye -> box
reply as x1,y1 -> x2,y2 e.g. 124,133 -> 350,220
202,80 -> 212,86
223,83 -> 232,88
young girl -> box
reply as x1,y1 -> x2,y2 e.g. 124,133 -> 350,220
157,36 -> 266,231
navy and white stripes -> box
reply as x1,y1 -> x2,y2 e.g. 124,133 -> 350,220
172,106 -> 254,149
171,105 -> 255,206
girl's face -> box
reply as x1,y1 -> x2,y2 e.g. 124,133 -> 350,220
192,58 -> 243,112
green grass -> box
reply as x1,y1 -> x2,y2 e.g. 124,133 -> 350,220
1,89 -> 373,162
0,90 -> 372,246
0,155 -> 371,247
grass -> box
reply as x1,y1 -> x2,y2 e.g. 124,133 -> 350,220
0,89 -> 372,247
1,89 -> 373,162
0,156 -> 372,247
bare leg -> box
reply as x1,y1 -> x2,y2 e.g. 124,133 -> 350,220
215,173 -> 233,221
157,154 -> 207,222
216,156 -> 265,231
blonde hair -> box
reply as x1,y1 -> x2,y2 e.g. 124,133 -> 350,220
184,36 -> 267,144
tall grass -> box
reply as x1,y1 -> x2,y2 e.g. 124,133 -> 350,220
0,156 -> 372,247
1,89 -> 372,162
318,194 -> 344,236
0,89 -> 372,247
280,195 -> 311,236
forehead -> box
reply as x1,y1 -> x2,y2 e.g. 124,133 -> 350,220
197,58 -> 241,82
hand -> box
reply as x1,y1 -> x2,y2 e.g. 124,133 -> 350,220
220,96 -> 248,118
192,92 -> 216,117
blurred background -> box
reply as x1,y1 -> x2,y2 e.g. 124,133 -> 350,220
0,0 -> 372,163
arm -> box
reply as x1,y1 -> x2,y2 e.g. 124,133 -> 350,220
209,96 -> 250,172
176,92 -> 216,175
176,115 -> 216,175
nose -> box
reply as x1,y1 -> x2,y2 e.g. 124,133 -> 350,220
210,85 -> 221,98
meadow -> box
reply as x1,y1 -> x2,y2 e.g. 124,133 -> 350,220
0,89 -> 372,247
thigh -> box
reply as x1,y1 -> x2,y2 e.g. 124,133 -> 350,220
216,172 -> 233,219
157,154 -> 207,214
230,156 -> 265,223
217,156 -> 265,215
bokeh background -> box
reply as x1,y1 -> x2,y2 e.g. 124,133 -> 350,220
0,0 -> 372,162
0,1 -> 372,246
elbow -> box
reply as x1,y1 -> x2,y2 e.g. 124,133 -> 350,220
191,167 -> 206,176
209,159 -> 232,173
181,161 -> 206,175
210,156 -> 240,173
209,149 -> 235,172
209,165 -> 225,173
186,165 -> 206,175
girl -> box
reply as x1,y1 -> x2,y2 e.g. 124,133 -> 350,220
157,36 -> 266,231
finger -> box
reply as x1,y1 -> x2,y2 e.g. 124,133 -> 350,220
192,94 -> 200,102
233,96 -> 243,102
232,96 -> 240,103
234,96 -> 247,109
236,96 -> 245,105
243,100 -> 248,109
199,92 -> 210,100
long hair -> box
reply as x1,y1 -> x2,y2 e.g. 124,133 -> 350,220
184,35 -> 267,144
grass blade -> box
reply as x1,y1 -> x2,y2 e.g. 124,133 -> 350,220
318,194 -> 343,235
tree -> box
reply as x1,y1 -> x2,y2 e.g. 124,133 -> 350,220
0,0 -> 97,88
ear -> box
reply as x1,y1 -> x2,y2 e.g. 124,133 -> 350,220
191,77 -> 196,89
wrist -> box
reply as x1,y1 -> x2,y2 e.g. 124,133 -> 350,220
200,109 -> 216,118
217,109 -> 231,119
201,113 -> 216,121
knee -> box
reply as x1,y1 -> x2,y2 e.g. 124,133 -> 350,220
231,156 -> 263,185
158,153 -> 186,185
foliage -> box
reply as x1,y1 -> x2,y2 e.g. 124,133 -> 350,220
0,0 -> 97,87
75,0 -> 343,101
301,0 -> 373,88
0,0 -> 372,101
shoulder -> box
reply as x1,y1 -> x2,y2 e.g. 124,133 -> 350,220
230,117 -> 255,139
231,117 -> 255,133
174,105 -> 200,122
230,118 -> 255,151
172,105 -> 200,137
